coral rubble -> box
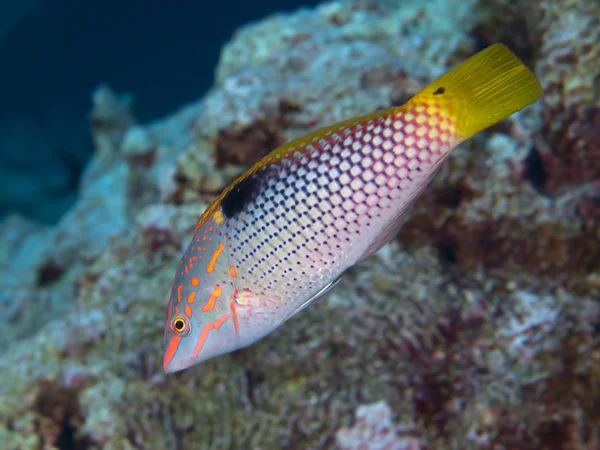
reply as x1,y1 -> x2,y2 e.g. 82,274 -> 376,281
336,401 -> 420,450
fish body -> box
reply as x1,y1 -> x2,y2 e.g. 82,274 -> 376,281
163,44 -> 543,373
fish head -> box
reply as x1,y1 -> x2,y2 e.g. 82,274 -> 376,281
162,214 -> 240,373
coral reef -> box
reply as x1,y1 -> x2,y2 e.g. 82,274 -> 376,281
469,0 -> 600,195
397,0 -> 600,289
531,0 -> 600,194
336,401 -> 420,450
0,0 -> 599,449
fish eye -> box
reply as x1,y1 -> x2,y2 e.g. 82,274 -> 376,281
170,315 -> 190,336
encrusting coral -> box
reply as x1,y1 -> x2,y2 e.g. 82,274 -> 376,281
0,1 -> 598,449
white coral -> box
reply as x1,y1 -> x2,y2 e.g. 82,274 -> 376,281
336,401 -> 421,450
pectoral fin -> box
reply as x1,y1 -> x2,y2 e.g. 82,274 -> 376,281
284,275 -> 344,321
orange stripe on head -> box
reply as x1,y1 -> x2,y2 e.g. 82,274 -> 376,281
206,242 -> 225,273
191,277 -> 200,287
187,292 -> 196,304
230,288 -> 239,338
185,304 -> 193,318
213,314 -> 229,329
190,314 -> 231,362
177,285 -> 183,302
229,265 -> 237,277
163,335 -> 182,372
202,285 -> 222,312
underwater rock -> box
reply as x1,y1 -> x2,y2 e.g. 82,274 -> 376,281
202,0 -> 479,143
336,401 -> 420,450
467,0 -> 600,195
0,0 -> 599,449
0,215 -> 55,350
398,130 -> 600,283
122,126 -> 161,218
531,0 -> 600,194
215,119 -> 284,167
86,84 -> 137,183
389,0 -> 600,285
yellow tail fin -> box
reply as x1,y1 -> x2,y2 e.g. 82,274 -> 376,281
409,43 -> 543,140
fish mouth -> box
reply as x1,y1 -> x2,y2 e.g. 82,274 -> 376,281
163,352 -> 192,373
163,360 -> 187,373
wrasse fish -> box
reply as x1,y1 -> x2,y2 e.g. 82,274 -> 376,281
163,44 -> 542,373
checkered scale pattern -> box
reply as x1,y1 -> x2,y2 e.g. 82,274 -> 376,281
225,102 -> 459,315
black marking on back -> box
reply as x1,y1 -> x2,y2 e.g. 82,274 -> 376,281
221,175 -> 259,218
433,87 -> 445,95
